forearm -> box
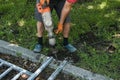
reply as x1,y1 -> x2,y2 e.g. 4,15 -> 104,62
59,1 -> 72,25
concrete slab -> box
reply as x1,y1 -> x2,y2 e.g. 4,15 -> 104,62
0,40 -> 113,80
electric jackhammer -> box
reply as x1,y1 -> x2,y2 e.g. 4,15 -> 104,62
36,0 -> 56,46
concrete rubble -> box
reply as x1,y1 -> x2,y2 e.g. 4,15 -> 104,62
0,40 -> 113,80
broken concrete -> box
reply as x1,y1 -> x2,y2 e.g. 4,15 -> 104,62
0,40 -> 113,80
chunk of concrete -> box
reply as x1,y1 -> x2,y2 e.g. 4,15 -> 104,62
0,40 -> 113,80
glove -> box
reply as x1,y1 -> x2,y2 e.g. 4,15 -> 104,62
55,23 -> 63,34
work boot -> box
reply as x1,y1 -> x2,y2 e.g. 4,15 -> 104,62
33,44 -> 42,53
64,44 -> 77,53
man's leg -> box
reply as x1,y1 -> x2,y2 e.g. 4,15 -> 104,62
63,22 -> 77,53
63,22 -> 79,63
33,5 -> 44,53
37,21 -> 44,45
63,23 -> 70,38
33,21 -> 44,53
63,22 -> 70,45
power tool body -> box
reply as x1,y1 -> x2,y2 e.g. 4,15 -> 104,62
36,0 -> 56,46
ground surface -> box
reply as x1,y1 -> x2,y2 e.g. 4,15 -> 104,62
0,0 -> 120,79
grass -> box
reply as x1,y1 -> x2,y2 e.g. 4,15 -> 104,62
0,0 -> 120,80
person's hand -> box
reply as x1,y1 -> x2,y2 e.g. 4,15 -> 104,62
55,23 -> 63,34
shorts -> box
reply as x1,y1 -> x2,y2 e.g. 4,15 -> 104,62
34,0 -> 71,23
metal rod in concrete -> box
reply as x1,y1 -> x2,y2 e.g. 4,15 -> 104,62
11,71 -> 25,80
48,60 -> 67,80
27,57 -> 53,80
0,62 -> 3,67
0,66 -> 13,79
0,59 -> 32,76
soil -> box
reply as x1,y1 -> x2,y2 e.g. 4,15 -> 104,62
75,31 -> 113,52
0,53 -> 78,80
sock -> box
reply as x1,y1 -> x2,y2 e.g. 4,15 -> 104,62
38,37 -> 43,45
63,37 -> 68,46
